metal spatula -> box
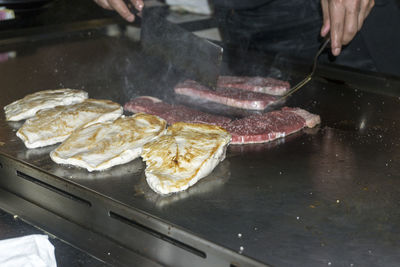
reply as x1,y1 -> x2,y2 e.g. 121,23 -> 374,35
124,1 -> 223,89
279,37 -> 331,100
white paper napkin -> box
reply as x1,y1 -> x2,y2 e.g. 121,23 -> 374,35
0,234 -> 57,267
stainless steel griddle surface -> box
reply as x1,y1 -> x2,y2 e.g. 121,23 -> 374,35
1,26 -> 400,266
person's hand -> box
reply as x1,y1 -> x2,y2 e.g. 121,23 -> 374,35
94,0 -> 144,22
320,0 -> 374,56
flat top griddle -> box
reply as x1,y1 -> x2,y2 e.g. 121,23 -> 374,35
1,24 -> 400,267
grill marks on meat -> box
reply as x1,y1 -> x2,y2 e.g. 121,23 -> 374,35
141,122 -> 231,194
4,89 -> 88,121
50,113 -> 167,172
174,80 -> 278,110
124,96 -> 232,126
17,99 -> 123,149
124,97 -> 320,145
217,76 -> 290,96
225,108 -> 320,144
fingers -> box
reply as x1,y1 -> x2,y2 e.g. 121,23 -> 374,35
108,0 -> 135,22
366,0 -> 374,16
94,0 -> 145,21
322,0 -> 374,56
94,0 -> 113,10
358,0 -> 374,29
328,0 -> 346,56
131,0 -> 144,11
95,0 -> 145,22
342,1 -> 360,45
320,0 -> 331,37
357,0 -> 368,30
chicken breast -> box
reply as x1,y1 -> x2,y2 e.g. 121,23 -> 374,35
4,89 -> 88,121
17,99 -> 122,149
50,113 -> 167,172
141,122 -> 231,194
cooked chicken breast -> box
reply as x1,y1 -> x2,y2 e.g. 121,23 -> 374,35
141,122 -> 231,194
50,113 -> 167,172
17,99 -> 122,149
4,89 -> 88,121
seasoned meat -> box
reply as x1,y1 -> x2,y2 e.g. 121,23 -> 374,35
174,80 -> 279,110
124,96 -> 320,146
141,122 -> 231,194
217,76 -> 290,96
224,108 -> 320,144
4,89 -> 88,121
17,99 -> 122,148
124,96 -> 232,126
50,113 -> 166,172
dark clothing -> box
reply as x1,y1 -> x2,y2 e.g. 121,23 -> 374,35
213,0 -> 270,9
361,0 -> 400,76
214,1 -> 323,59
213,0 -> 400,77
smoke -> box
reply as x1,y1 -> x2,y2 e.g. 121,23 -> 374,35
120,43 -> 183,103
221,47 -> 293,83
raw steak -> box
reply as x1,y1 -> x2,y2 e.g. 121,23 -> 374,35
174,80 -> 279,110
124,96 -> 232,126
124,97 -> 320,145
224,108 -> 320,144
281,107 -> 321,128
217,76 -> 290,96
